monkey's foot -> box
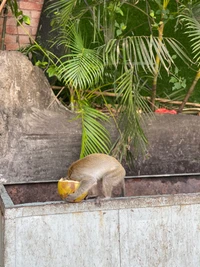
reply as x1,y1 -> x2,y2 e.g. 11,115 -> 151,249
94,197 -> 102,207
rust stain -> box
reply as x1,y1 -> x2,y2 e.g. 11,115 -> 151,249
125,176 -> 200,197
4,175 -> 200,205
5,182 -> 60,204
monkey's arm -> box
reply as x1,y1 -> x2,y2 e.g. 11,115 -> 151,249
65,178 -> 97,203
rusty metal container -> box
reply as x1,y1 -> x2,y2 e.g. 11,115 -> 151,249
1,175 -> 200,267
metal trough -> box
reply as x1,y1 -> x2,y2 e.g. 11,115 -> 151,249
1,174 -> 200,267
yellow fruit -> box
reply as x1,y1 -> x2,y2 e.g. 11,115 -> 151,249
58,178 -> 88,202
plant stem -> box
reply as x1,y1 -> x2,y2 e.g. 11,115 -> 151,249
69,85 -> 75,111
145,96 -> 200,108
177,70 -> 200,113
151,21 -> 164,111
0,5 -> 8,50
151,0 -> 170,111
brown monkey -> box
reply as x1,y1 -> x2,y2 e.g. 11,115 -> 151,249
64,153 -> 126,202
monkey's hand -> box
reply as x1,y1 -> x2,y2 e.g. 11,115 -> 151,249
64,179 -> 96,203
64,191 -> 88,203
64,193 -> 79,203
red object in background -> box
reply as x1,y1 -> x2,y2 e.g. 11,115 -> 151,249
155,108 -> 177,114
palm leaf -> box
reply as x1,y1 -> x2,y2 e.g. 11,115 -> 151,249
57,29 -> 104,89
99,35 -> 191,75
79,101 -> 111,158
112,68 -> 152,162
47,0 -> 77,27
179,5 -> 200,65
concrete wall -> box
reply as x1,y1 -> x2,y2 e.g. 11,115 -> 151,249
1,184 -> 200,267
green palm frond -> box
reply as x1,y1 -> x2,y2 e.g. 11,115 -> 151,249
100,35 -> 191,74
164,37 -> 192,65
58,50 -> 103,89
179,5 -> 200,65
57,29 -> 104,89
47,0 -> 77,26
112,68 -> 152,162
79,101 -> 111,158
43,0 -> 193,163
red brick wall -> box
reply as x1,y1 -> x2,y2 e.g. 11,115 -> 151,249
0,0 -> 44,50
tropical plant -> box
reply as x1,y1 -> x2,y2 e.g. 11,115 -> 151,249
19,0 -> 191,164
148,0 -> 174,110
177,1 -> 200,113
40,0 -> 191,162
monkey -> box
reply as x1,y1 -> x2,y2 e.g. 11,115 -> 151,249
63,153 -> 126,203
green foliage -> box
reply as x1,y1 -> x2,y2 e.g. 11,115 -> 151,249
179,2 -> 200,66
112,68 -> 151,163
169,66 -> 187,91
78,101 -> 111,158
57,30 -> 104,90
7,0 -> 30,25
21,0 -> 197,163
100,35 -> 189,75
44,0 -> 191,161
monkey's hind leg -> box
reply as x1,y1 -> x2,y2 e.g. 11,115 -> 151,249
118,179 -> 125,197
102,168 -> 125,198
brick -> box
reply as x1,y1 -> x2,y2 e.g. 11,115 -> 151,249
7,9 -> 13,17
5,34 -> 17,43
6,17 -> 17,26
18,42 -> 30,49
18,25 -> 31,35
1,0 -> 44,51
31,27 -> 38,36
21,0 -> 44,2
18,34 -> 31,44
21,10 -> 31,17
28,0 -> 44,2
6,25 -> 18,34
5,42 -> 20,51
29,17 -> 40,28
30,10 -> 41,19
19,2 -> 43,11
6,8 -> 31,20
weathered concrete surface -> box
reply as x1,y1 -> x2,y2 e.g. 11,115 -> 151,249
0,51 -> 82,183
1,51 -> 200,183
129,114 -> 200,175
1,185 -> 200,267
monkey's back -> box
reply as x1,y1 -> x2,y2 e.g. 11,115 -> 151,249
68,153 -> 125,180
